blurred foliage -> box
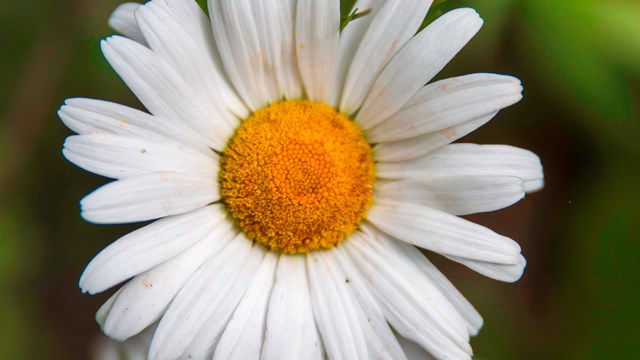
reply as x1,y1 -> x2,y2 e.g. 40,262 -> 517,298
1,0 -> 638,359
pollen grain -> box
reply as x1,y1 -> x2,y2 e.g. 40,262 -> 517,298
220,100 -> 375,254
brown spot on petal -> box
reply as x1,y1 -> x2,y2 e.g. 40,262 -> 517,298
441,127 -> 458,140
141,275 -> 153,289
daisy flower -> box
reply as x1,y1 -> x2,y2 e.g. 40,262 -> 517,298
60,0 -> 544,359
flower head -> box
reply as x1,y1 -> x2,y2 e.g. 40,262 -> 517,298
60,0 -> 543,359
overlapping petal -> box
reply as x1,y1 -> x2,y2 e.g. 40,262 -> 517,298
296,0 -> 340,104
261,255 -> 325,360
368,74 -> 522,142
99,218 -> 236,340
101,36 -> 229,150
108,2 -> 147,45
368,201 -> 522,264
80,172 -> 219,224
149,233 -> 265,359
136,1 -> 242,134
377,143 -> 545,193
358,8 -> 483,130
307,251 -> 369,359
208,0 -> 278,110
58,98 -> 212,155
213,252 -> 278,360
80,205 -> 226,294
342,231 -> 472,359
340,0 -> 432,114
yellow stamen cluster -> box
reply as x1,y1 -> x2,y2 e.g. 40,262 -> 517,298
220,100 -> 375,254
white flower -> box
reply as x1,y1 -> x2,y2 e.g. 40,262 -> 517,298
60,0 -> 544,359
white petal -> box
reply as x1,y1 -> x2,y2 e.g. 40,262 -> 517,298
101,36 -> 228,150
80,205 -> 225,294
252,0 -> 303,99
373,112 -> 495,162
96,287 -> 122,327
396,335 -> 437,360
340,0 -> 432,114
63,134 -> 217,180
524,178 -> 545,193
213,252 -> 278,360
149,234 -> 265,360
307,251 -> 368,359
391,240 -> 483,336
377,144 -> 545,192
358,9 -> 483,130
80,172 -> 219,224
108,3 -> 147,45
296,0 -> 340,104
135,2 -> 241,137
100,217 -> 237,341
367,201 -> 522,264
368,74 -> 522,142
447,254 -> 527,283
261,255 -> 324,360
343,231 -> 472,359
207,0 -> 276,110
183,242 -> 267,359
151,0 -> 248,118
58,98 -> 212,155
375,176 -> 526,216
332,247 -> 407,360
331,0 -> 387,105
358,225 -> 472,342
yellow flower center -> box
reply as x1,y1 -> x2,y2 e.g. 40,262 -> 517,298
220,100 -> 375,254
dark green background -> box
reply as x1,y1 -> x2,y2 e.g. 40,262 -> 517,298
1,0 -> 638,358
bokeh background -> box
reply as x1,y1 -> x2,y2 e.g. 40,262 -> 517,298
1,0 -> 638,358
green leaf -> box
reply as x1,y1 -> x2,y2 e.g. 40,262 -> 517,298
340,7 -> 372,32
195,0 -> 208,14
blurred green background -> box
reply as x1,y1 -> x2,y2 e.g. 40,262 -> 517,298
1,0 -> 638,358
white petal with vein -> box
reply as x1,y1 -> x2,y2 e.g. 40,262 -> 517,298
307,251 -> 368,359
332,0 -> 386,105
375,176 -> 526,216
79,205 -> 225,294
368,201 -> 522,264
261,255 -> 324,360
377,144 -> 544,194
136,2 -> 240,136
58,98 -> 212,155
374,112 -> 496,162
447,254 -> 527,283
63,134 -> 216,180
390,239 -> 483,335
214,252 -> 278,360
358,8 -> 483,130
108,3 -> 147,45
331,248 -> 408,360
101,36 -> 227,150
296,0 -> 340,104
368,73 -> 522,142
149,234 -> 264,359
152,0 -> 247,117
343,231 -> 472,359
81,172 -> 219,224
100,217 -> 236,340
208,0 -> 275,110
340,0 -> 432,114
